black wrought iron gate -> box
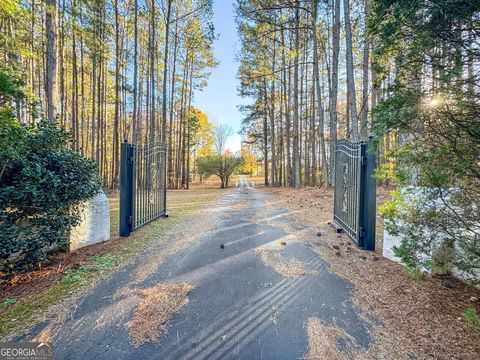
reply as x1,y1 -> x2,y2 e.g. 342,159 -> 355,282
119,141 -> 167,237
333,139 -> 376,250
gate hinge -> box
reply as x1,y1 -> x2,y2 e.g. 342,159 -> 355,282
361,156 -> 368,166
128,216 -> 133,225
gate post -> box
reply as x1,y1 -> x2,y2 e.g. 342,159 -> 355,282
120,141 -> 134,237
358,140 -> 377,250
163,147 -> 168,216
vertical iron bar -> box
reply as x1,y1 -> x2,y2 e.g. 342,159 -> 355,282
141,145 -> 145,227
143,145 -> 146,226
138,145 -> 142,228
120,141 -> 134,237
163,146 -> 167,213
149,144 -> 153,222
132,144 -> 137,229
359,140 -> 377,250
155,144 -> 158,217
354,144 -> 358,239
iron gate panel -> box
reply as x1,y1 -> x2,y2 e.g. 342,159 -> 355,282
333,140 -> 362,240
120,141 -> 167,237
333,139 -> 376,250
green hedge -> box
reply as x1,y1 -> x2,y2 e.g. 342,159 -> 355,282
0,118 -> 101,272
0,66 -> 101,272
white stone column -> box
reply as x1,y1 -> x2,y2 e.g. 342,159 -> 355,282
70,192 -> 110,251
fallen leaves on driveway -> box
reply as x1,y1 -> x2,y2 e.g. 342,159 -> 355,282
128,283 -> 194,347
304,317 -> 352,360
256,248 -> 318,279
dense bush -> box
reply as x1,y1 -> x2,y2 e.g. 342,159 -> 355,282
0,67 -> 101,272
0,119 -> 101,272
371,1 -> 480,282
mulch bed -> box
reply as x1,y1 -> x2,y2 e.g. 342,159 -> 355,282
0,235 -> 128,310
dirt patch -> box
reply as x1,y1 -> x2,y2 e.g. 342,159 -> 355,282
128,283 -> 194,347
263,186 -> 480,359
256,248 -> 318,279
31,296 -> 79,344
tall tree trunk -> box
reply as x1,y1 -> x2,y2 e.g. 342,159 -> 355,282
132,0 -> 138,143
168,12 -> 179,188
279,75 -> 284,186
181,62 -> 193,189
90,55 -> 96,159
176,60 -> 188,188
96,51 -> 102,165
30,0 -> 35,123
149,0 -> 156,145
310,79 -> 316,186
281,21 -> 292,186
161,0 -> 172,142
59,0 -> 65,126
112,0 -> 120,189
79,2 -> 85,154
312,0 -> 328,186
263,82 -> 269,186
344,0 -> 359,139
270,37 -> 276,186
329,0 -> 341,186
71,0 -> 78,150
45,0 -> 57,120
185,61 -> 194,189
360,0 -> 370,138
293,3 -> 301,189
299,40 -> 306,185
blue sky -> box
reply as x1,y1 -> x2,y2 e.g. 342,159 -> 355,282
192,0 -> 249,153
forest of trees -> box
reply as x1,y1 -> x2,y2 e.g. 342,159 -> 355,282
235,0 -> 479,277
235,0 -> 479,189
236,0 -> 374,188
0,0 -> 216,190
1,0 -> 478,195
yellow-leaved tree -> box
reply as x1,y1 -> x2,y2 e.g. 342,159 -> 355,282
190,108 -> 214,158
240,146 -> 257,176
189,107 -> 214,182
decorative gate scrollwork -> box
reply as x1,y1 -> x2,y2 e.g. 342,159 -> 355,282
333,139 -> 377,250
342,163 -> 349,214
120,141 -> 167,237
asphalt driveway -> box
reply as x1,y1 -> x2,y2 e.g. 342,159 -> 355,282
26,176 -> 371,359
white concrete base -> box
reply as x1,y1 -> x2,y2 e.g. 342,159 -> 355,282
382,231 -> 403,264
70,192 -> 110,251
383,187 -> 479,288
